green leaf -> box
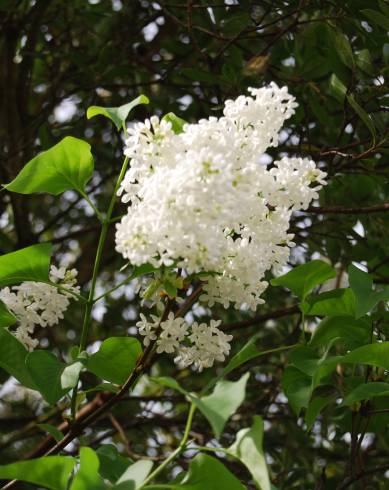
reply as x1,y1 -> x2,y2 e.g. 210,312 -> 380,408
151,376 -> 186,394
71,447 -> 107,490
361,9 -> 389,30
37,423 -> 64,443
152,374 -> 250,439
347,94 -> 376,141
331,27 -> 354,68
282,366 -> 312,415
87,337 -> 142,384
348,264 -> 389,318
328,76 -> 376,140
0,456 -> 75,490
61,361 -> 84,389
288,346 -> 340,391
86,382 -> 120,394
162,112 -> 187,134
113,460 -> 154,489
197,373 -> 250,438
356,49 -> 375,75
26,350 -> 71,404
303,289 -> 356,317
343,382 -> 389,405
87,95 -> 149,130
304,396 -> 333,431
343,342 -> 389,371
329,74 -> 347,102
229,416 -> 271,490
271,260 -> 336,301
96,445 -> 132,483
163,279 -> 177,298
129,263 -> 157,279
310,316 -> 371,350
221,334 -> 262,376
0,243 -> 52,287
0,300 -> 17,327
151,454 -> 245,490
0,329 -> 36,388
204,335 -> 294,394
5,137 -> 94,196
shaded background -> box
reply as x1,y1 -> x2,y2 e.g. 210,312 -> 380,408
1,0 -> 388,488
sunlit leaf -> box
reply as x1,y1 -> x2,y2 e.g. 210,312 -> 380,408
229,416 -> 271,490
148,454 -> 245,490
5,137 -> 94,195
87,95 -> 149,130
197,373 -> 250,438
0,243 -> 52,287
71,447 -> 106,490
162,112 -> 187,134
0,456 -> 75,490
113,460 -> 153,489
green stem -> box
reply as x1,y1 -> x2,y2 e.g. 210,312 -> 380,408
201,343 -> 298,395
79,190 -> 104,222
140,403 -> 196,488
78,155 -> 129,351
144,486 -> 173,489
301,311 -> 306,343
45,282 -> 87,303
93,272 -> 135,304
190,445 -> 234,457
107,214 -> 125,224
70,156 -> 130,418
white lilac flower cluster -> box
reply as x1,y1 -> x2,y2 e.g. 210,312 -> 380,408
137,312 -> 232,371
0,266 -> 79,350
115,83 -> 327,311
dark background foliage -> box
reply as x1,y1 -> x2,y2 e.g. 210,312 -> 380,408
0,1 -> 388,488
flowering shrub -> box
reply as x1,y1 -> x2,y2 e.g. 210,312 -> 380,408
1,84 -> 326,370
0,85 -> 387,490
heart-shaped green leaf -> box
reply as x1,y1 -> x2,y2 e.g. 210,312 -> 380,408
0,456 -> 75,490
5,137 -> 93,196
71,447 -> 107,490
271,260 -> 336,301
0,243 -> 52,287
162,112 -> 187,134
0,329 -> 36,388
348,264 -> 389,318
229,416 -> 271,490
86,337 -> 142,385
87,95 -> 149,130
26,350 -> 79,404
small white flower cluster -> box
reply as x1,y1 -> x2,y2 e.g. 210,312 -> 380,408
0,266 -> 80,350
116,83 -> 327,310
136,312 -> 232,371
